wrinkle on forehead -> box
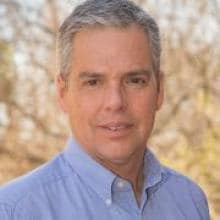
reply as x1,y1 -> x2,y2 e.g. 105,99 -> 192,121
70,24 -> 153,76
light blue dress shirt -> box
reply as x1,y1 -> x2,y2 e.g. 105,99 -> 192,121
0,137 -> 210,219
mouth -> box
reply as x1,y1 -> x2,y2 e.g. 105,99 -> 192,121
98,122 -> 133,138
103,125 -> 131,131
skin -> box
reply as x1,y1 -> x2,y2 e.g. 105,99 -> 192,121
57,24 -> 164,204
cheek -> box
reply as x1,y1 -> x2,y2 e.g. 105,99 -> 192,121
133,97 -> 158,137
78,90 -> 104,114
69,95 -> 99,125
131,93 -> 158,116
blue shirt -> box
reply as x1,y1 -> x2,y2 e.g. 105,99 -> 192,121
0,137 -> 210,220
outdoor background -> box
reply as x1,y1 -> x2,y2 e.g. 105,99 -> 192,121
0,0 -> 219,219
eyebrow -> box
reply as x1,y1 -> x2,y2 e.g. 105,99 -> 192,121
78,72 -> 104,79
124,69 -> 153,77
78,69 -> 152,79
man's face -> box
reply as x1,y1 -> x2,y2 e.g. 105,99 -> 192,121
57,25 -> 164,165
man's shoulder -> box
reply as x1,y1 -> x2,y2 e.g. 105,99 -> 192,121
161,166 -> 209,215
162,166 -> 203,191
0,152 -> 70,207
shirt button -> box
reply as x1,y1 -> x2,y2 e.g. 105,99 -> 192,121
117,180 -> 124,189
105,198 -> 112,206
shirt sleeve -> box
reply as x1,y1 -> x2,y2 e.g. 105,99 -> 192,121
0,204 -> 12,220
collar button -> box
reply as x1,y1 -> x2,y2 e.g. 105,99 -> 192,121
117,180 -> 124,189
105,198 -> 112,206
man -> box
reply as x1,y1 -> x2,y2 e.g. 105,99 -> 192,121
0,0 -> 209,219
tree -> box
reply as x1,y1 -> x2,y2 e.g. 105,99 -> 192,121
0,0 -> 219,218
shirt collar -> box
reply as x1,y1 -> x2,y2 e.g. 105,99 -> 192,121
143,149 -> 164,191
63,136 -> 164,202
63,136 -> 116,202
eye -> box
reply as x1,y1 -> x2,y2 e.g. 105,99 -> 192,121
126,76 -> 148,85
83,78 -> 102,87
87,79 -> 99,86
130,77 -> 146,84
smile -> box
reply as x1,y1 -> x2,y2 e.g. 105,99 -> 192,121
98,122 -> 133,138
106,125 -> 129,131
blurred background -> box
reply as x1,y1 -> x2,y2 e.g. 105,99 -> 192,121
0,0 -> 219,218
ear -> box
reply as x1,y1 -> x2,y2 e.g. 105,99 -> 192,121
55,74 -> 68,113
156,71 -> 164,110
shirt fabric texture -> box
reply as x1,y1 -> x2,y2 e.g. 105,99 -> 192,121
0,137 -> 210,220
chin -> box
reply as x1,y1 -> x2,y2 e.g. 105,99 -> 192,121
95,144 -> 138,164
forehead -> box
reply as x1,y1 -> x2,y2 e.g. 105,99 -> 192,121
71,24 -> 152,75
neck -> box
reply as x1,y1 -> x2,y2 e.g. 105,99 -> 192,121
96,149 -> 145,205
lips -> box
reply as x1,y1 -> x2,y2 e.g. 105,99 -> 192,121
98,122 -> 133,138
105,125 -> 128,131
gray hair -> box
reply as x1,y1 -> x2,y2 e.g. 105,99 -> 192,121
58,0 -> 161,82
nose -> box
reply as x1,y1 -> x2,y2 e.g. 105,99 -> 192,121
103,83 -> 127,112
